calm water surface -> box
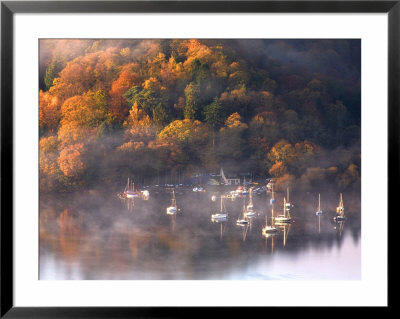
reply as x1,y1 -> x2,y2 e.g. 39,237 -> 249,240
39,187 -> 361,280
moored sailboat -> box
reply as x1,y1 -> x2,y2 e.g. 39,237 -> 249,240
245,187 -> 256,217
262,216 -> 277,235
315,193 -> 323,215
124,177 -> 139,198
275,196 -> 291,223
211,195 -> 228,221
166,189 -> 178,215
237,177 -> 249,195
334,193 -> 345,221
237,202 -> 249,226
269,184 -> 276,205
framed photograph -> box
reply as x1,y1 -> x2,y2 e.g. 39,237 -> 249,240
1,0 -> 393,317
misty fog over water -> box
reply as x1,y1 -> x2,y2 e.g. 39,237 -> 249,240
39,185 -> 360,280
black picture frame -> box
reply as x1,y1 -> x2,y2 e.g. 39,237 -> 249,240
1,1 -> 394,317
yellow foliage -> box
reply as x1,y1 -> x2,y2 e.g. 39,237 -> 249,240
183,39 -> 213,66
117,141 -> 145,152
158,119 -> 208,143
123,102 -> 155,140
268,140 -> 295,164
142,77 -> 165,91
222,112 -> 248,131
120,47 -> 131,57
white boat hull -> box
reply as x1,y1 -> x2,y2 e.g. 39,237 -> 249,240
262,226 -> 277,234
211,213 -> 227,220
334,215 -> 345,221
166,207 -> 177,215
274,216 -> 291,223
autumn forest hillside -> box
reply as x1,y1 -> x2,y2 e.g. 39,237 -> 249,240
39,39 -> 361,193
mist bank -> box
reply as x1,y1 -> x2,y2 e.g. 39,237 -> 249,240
39,183 -> 361,280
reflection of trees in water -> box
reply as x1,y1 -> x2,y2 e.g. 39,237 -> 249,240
57,209 -> 83,259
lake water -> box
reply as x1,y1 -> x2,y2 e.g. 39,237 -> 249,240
39,187 -> 361,280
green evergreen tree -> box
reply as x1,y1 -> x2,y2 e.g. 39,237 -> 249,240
44,54 -> 64,90
184,83 -> 200,120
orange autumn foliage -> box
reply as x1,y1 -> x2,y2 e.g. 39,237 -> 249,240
109,63 -> 142,121
269,161 -> 287,177
39,90 -> 60,132
57,143 -> 85,177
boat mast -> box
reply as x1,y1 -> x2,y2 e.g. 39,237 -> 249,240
318,193 -> 321,211
341,193 -> 344,216
338,193 -> 344,216
283,197 -> 286,218
172,189 -> 176,207
125,177 -> 130,192
287,188 -> 290,203
272,184 -> 274,200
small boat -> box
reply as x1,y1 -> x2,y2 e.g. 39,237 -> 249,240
315,193 -> 323,215
211,195 -> 228,221
236,177 -> 249,195
333,193 -> 346,221
124,178 -> 139,198
237,203 -> 249,226
225,191 -> 238,201
166,189 -> 178,215
274,196 -> 291,223
140,190 -> 150,200
266,179 -> 276,192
